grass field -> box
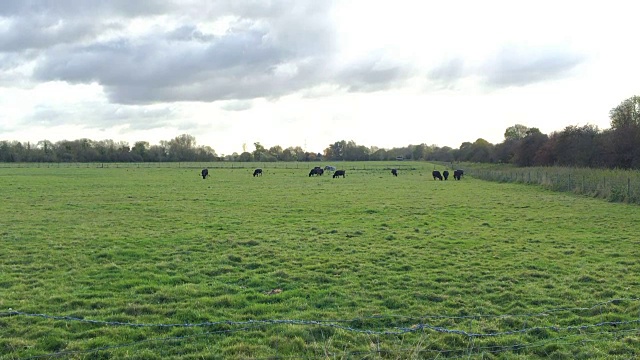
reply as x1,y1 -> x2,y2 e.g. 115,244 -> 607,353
1,162 -> 639,359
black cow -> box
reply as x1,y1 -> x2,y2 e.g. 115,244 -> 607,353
253,168 -> 263,177
201,168 -> 209,179
391,168 -> 398,176
443,170 -> 449,180
454,169 -> 464,180
432,170 -> 443,181
309,167 -> 324,177
333,170 -> 346,178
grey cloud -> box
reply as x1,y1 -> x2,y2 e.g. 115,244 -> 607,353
427,58 -> 466,87
21,103 -> 177,130
0,1 -> 176,18
480,44 -> 585,87
340,64 -> 412,92
221,100 -> 253,111
336,50 -> 415,92
1,49 -> 41,68
5,0 -> 417,104
0,0 -> 162,52
425,45 -> 586,89
21,106 -> 67,126
176,121 -> 201,131
34,27 -> 287,90
29,3 -> 330,104
0,16 -> 104,52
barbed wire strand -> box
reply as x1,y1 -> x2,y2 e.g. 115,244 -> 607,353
4,298 -> 639,359
338,328 -> 639,359
3,313 -> 639,338
2,297 -> 638,329
23,325 -> 640,360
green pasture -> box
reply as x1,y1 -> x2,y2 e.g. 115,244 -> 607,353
1,163 -> 639,359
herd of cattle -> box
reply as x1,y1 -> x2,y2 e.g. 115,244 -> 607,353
201,167 -> 464,180
431,169 -> 464,181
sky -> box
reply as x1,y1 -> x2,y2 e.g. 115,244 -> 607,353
1,0 -> 639,155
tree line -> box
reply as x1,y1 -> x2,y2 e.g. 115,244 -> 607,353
0,135 -> 218,163
1,96 -> 639,169
467,95 -> 640,169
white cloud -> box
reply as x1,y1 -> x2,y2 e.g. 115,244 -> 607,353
1,0 -> 639,154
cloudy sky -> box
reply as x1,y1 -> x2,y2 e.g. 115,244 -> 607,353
1,1 -> 639,155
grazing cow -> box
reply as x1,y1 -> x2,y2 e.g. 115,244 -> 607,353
391,168 -> 398,176
201,168 -> 209,179
432,170 -> 443,181
253,168 -> 263,177
443,170 -> 449,180
333,170 -> 346,178
454,169 -> 464,180
309,167 -> 324,177
324,165 -> 336,172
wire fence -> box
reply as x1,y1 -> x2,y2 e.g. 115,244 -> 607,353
2,298 -> 639,359
461,166 -> 640,204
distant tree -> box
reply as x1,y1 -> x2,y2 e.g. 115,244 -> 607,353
132,141 -> 149,161
468,138 -> 494,163
11,141 -> 26,162
168,134 -> 197,161
92,139 -> 113,161
609,95 -> 640,129
54,140 -> 78,162
79,141 -> 99,162
554,125 -> 601,167
412,144 -> 427,160
238,152 -> 253,162
147,142 -> 169,162
495,124 -> 532,164
324,140 -> 347,161
252,142 -> 266,161
513,128 -> 548,167
0,141 -> 13,161
36,140 -> 54,153
268,145 -> 283,160
370,148 -> 387,160
385,147 -> 405,161
532,132 -> 558,166
305,152 -> 317,161
504,124 -> 529,141
609,125 -> 640,169
115,142 -> 134,162
428,146 -> 454,162
608,96 -> 640,168
455,142 -> 473,161
493,139 -> 517,163
35,140 -> 57,162
344,141 -> 369,161
225,152 -> 239,161
195,145 -> 218,161
292,146 -> 306,161
281,147 -> 295,161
